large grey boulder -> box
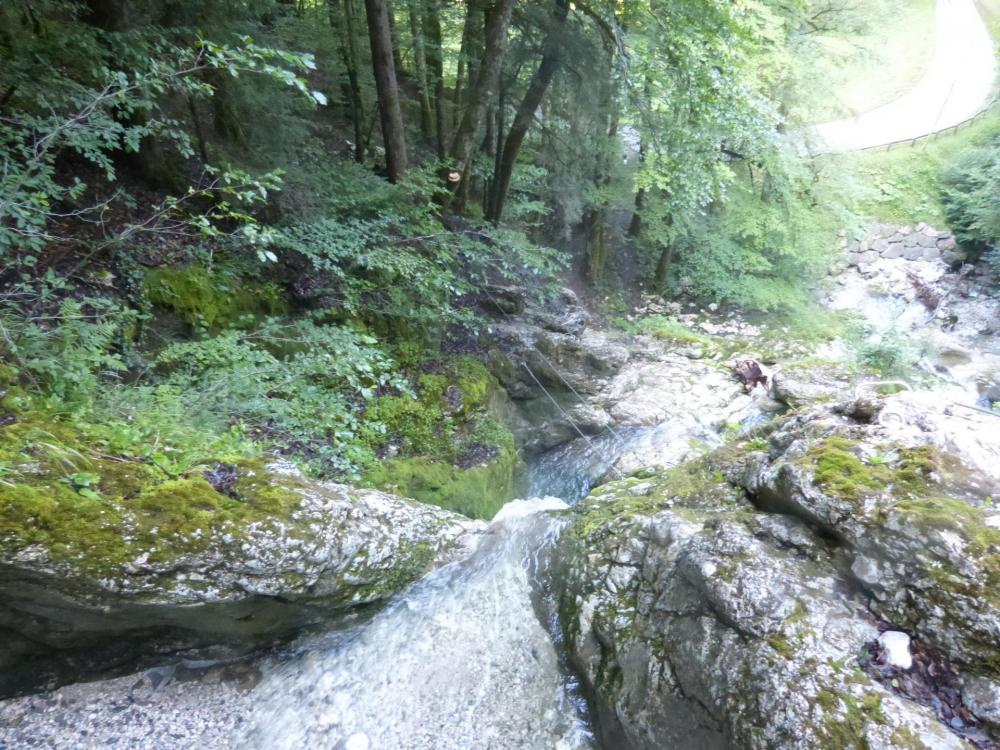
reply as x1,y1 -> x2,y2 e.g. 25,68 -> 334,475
482,288 -> 630,454
0,461 -> 482,697
740,397 -> 1000,675
555,392 -> 1000,749
556,464 -> 977,749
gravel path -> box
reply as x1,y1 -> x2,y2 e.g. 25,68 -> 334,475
810,0 -> 995,152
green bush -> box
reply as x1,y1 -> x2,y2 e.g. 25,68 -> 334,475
0,292 -> 137,404
155,319 -> 404,477
941,137 -> 1000,251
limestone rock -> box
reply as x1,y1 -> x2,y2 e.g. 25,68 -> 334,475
770,361 -> 854,408
0,462 -> 483,697
555,457 -> 976,750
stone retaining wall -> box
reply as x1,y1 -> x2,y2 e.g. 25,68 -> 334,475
845,223 -> 966,269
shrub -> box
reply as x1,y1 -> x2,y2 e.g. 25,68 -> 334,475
155,319 -> 404,476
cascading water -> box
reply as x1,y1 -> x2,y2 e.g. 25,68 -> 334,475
240,498 -> 595,750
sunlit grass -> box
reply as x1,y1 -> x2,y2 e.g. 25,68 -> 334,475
807,0 -> 937,123
841,109 -> 1000,224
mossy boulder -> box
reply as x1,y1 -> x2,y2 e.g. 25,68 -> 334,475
0,411 -> 483,697
364,448 -> 518,520
740,399 -> 1000,678
144,264 -> 286,329
361,356 -> 522,519
554,450 -> 972,750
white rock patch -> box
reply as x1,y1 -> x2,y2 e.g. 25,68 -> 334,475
878,630 -> 914,670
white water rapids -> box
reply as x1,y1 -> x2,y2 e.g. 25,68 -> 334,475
241,497 -> 594,750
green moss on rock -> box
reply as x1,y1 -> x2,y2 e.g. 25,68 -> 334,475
364,447 -> 518,519
807,437 -> 890,502
813,687 -> 886,749
0,408 -> 301,578
362,356 -> 519,519
570,459 -> 746,541
144,264 -> 286,329
802,439 -> 945,504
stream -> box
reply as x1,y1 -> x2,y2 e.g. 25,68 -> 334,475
238,416 -> 722,749
241,498 -> 595,750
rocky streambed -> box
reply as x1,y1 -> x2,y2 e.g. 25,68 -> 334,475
1,227 -> 999,749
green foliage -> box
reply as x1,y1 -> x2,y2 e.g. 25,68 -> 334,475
657,146 -> 849,310
276,160 -> 565,332
941,134 -> 1000,249
0,4 -> 317,262
155,319 -> 404,477
0,289 -> 137,404
853,330 -> 923,379
846,112 -> 1000,226
84,384 -> 260,478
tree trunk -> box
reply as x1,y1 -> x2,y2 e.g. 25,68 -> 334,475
627,185 -> 644,237
585,208 -> 610,281
83,0 -> 129,31
449,0 -> 516,211
364,0 -> 407,181
488,83 -> 505,216
407,0 -> 433,139
423,0 -> 446,158
488,0 -> 569,223
333,0 -> 366,162
453,0 -> 486,132
653,243 -> 673,287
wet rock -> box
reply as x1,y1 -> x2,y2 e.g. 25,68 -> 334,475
742,396 -> 1000,673
770,361 -> 853,408
602,357 -> 744,427
479,284 -> 526,315
833,396 -> 884,423
484,289 -> 627,408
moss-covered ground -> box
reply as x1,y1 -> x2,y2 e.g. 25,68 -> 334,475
144,263 -> 286,330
